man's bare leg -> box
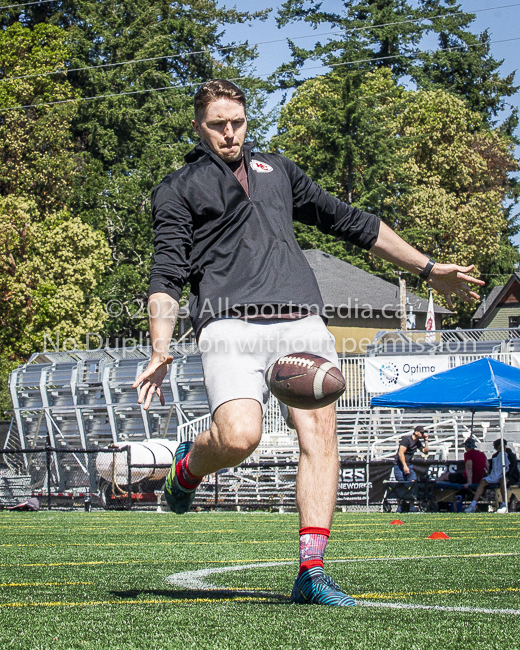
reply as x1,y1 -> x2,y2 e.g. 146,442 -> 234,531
472,479 -> 488,503
288,403 -> 355,606
188,398 -> 263,476
290,403 -> 338,529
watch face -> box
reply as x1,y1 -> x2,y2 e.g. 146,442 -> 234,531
379,362 -> 399,387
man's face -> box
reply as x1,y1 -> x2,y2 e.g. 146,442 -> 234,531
192,98 -> 247,163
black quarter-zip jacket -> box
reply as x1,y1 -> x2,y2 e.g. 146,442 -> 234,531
149,140 -> 380,337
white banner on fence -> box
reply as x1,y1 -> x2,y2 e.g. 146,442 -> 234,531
365,355 -> 450,393
511,353 -> 520,369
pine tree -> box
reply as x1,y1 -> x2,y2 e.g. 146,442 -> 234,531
0,23 -> 110,362
273,68 -> 519,326
275,0 -> 518,126
274,0 -> 519,326
2,1 -> 270,339
415,0 -> 518,131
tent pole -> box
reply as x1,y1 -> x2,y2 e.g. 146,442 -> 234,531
499,408 -> 508,513
366,411 -> 372,515
470,410 -> 475,437
454,418 -> 459,461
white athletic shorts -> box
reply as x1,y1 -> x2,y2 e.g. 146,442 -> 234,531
198,315 -> 339,416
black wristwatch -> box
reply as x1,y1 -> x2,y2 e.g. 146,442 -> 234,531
419,258 -> 436,280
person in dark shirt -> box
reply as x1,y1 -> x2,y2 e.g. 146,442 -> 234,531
465,438 -> 512,514
134,80 -> 483,607
491,439 -> 519,485
393,426 -> 429,481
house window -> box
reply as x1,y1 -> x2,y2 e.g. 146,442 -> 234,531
509,316 -> 520,328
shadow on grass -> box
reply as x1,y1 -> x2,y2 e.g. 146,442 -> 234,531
110,588 -> 289,604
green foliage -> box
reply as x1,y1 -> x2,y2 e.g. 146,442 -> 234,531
273,69 -> 519,325
414,1 -> 519,130
276,0 -> 427,86
0,23 -> 111,359
388,87 -> 519,324
3,1 -> 271,340
0,353 -> 17,415
0,22 -> 79,216
0,196 -> 110,358
274,0 -> 520,324
275,0 -> 518,128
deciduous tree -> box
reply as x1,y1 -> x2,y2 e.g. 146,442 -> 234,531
0,23 -> 110,360
273,68 -> 519,325
3,1 -> 271,339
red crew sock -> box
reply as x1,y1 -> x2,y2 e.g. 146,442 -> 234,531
175,452 -> 203,491
298,526 -> 330,576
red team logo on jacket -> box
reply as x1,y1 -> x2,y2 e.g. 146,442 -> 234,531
250,160 -> 273,173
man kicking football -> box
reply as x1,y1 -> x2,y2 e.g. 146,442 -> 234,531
134,79 -> 483,606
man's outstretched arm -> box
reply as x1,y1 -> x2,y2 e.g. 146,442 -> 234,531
132,292 -> 179,410
371,222 -> 485,307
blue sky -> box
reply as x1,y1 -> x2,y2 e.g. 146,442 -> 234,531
224,0 -> 519,130
224,0 -> 520,247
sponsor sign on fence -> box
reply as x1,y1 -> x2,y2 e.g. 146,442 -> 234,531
364,356 -> 450,393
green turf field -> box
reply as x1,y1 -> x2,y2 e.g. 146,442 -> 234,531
1,510 -> 519,650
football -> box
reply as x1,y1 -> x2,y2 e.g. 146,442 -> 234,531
265,353 -> 346,410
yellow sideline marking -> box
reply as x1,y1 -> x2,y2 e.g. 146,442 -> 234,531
0,558 -> 293,568
0,560 -> 144,568
0,529 -> 241,539
3,551 -> 518,569
0,581 -> 92,588
4,534 -> 520,547
328,551 -> 520,561
0,597 -> 271,608
0,540 -> 298,548
354,587 -> 520,599
448,535 -> 518,540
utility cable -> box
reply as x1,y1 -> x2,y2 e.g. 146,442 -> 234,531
1,0 -> 56,8
2,1 -> 519,82
2,35 -> 519,112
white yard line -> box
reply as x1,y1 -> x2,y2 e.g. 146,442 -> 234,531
357,601 -> 520,615
166,561 -> 292,593
165,554 -> 520,615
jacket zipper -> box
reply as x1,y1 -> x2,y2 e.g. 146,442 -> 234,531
198,140 -> 253,203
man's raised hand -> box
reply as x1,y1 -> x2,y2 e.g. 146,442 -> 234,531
428,264 -> 485,309
133,354 -> 173,410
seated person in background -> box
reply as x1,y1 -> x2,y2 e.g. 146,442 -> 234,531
465,442 -> 510,514
393,426 -> 429,481
438,437 -> 488,487
491,439 -> 519,485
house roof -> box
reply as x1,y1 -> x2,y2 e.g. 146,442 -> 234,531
303,249 -> 451,314
472,272 -> 520,324
472,285 -> 504,321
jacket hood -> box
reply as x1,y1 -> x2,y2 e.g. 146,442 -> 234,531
184,139 -> 256,164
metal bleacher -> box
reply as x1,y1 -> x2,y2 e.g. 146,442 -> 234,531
8,345 -> 210,451
5,327 -> 520,471
336,409 -> 520,460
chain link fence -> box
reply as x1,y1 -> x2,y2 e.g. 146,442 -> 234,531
0,447 -> 131,510
3,446 -> 496,512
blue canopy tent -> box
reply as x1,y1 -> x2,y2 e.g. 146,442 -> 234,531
370,358 -> 520,512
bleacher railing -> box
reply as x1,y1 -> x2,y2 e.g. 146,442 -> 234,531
176,413 -> 212,441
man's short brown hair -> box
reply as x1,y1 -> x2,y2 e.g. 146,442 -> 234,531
194,79 -> 246,122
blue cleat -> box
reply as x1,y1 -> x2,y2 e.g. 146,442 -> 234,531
290,566 -> 355,606
164,441 -> 197,514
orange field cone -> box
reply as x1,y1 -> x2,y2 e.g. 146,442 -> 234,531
390,519 -> 405,525
428,531 -> 450,539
